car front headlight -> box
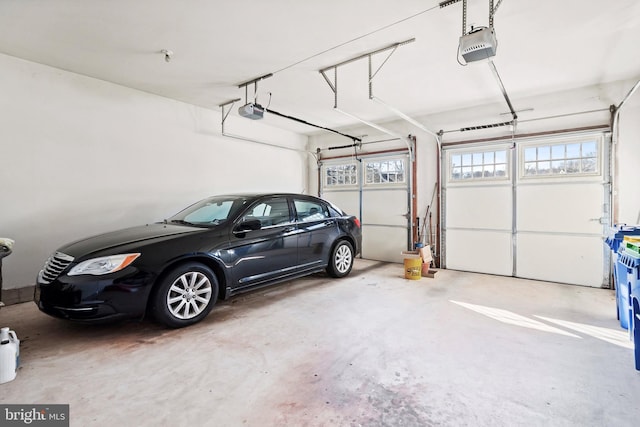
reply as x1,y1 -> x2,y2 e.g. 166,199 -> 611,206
68,253 -> 141,276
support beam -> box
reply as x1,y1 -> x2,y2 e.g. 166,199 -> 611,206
236,73 -> 273,104
218,98 -> 242,134
318,38 -> 415,75
236,73 -> 273,89
319,38 -> 415,108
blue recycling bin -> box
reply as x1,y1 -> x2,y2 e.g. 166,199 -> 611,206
633,296 -> 640,371
616,253 -> 632,329
619,250 -> 640,339
605,225 -> 640,329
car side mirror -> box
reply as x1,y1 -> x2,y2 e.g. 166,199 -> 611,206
234,219 -> 262,234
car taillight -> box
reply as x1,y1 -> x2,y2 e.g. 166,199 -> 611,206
354,217 -> 361,228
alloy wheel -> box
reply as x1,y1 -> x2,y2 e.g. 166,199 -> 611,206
334,243 -> 353,274
166,271 -> 213,320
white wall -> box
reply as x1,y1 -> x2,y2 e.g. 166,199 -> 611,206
0,53 -> 309,289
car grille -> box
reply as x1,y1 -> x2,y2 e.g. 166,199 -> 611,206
39,252 -> 75,284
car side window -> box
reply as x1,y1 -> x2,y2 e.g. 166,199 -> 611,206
294,199 -> 328,223
242,198 -> 291,227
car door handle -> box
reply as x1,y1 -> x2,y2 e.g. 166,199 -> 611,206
283,226 -> 296,233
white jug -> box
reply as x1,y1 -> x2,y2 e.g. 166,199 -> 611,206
0,327 -> 20,384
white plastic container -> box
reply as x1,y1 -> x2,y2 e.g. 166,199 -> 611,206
0,327 -> 20,384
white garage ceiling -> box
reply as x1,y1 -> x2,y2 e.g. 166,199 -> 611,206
1,0 -> 638,135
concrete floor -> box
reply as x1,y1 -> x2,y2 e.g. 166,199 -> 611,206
0,260 -> 639,426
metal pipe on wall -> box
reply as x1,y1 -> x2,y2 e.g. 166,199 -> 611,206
509,124 -> 518,277
436,132 -> 442,267
411,136 -> 418,249
438,131 -> 446,268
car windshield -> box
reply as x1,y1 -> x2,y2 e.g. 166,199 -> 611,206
167,196 -> 250,227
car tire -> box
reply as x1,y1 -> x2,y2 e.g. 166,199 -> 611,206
327,240 -> 354,278
151,262 -> 218,328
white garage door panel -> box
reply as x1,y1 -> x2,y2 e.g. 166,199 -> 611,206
322,191 -> 359,219
362,189 -> 407,226
518,183 -> 604,234
362,189 -> 408,261
517,234 -> 604,286
446,185 -> 512,229
364,225 -> 407,263
446,229 -> 513,276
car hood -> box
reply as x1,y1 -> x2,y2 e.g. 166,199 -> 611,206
58,223 -> 205,258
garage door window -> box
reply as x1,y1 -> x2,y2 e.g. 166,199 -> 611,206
523,140 -> 598,177
324,163 -> 358,187
449,150 -> 508,181
365,159 -> 405,185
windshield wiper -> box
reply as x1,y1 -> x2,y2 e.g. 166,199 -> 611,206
169,219 -> 195,226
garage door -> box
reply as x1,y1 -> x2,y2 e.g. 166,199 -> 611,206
443,132 -> 610,287
321,153 -> 411,263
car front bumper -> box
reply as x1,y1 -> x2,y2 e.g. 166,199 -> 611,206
34,270 -> 155,323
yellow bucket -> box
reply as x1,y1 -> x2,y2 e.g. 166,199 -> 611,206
402,253 -> 422,280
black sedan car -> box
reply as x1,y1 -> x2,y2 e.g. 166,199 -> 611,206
34,193 -> 361,328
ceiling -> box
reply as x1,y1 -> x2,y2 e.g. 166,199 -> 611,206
1,0 -> 639,136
